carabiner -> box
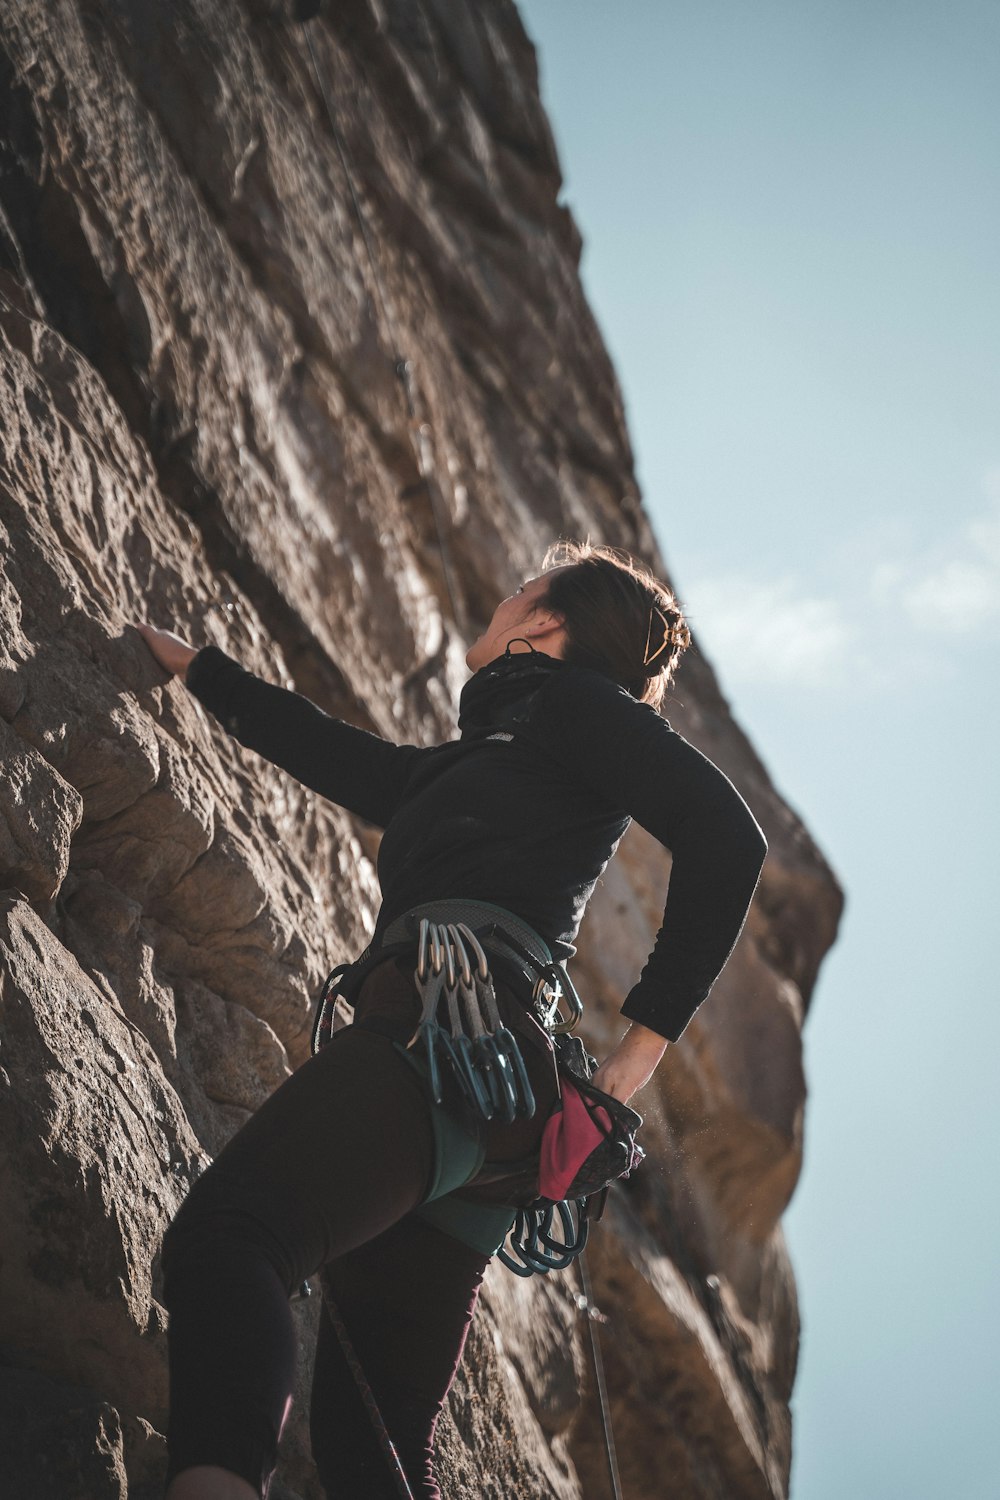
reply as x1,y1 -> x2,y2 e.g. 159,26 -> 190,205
498,1026 -> 536,1119
446,923 -> 474,988
456,922 -> 490,982
476,1033 -> 517,1122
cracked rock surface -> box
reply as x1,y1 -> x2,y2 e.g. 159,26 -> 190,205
0,3 -> 842,1495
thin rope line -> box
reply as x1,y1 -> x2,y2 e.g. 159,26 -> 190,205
299,19 -> 465,631
321,1281 -> 417,1500
579,1252 -> 625,1500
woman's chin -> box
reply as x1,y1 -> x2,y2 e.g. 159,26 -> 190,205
466,633 -> 495,671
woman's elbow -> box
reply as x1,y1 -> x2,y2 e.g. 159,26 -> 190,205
741,815 -> 768,885
715,798 -> 767,890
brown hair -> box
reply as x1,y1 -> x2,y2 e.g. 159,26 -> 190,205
540,540 -> 691,710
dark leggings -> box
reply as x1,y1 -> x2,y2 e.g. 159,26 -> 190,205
161,965 -> 556,1498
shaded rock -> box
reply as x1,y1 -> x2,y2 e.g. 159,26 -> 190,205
0,1366 -> 128,1500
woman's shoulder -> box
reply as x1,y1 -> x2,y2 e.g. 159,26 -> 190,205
532,659 -> 670,727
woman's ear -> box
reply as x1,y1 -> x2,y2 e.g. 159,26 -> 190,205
526,607 -> 566,641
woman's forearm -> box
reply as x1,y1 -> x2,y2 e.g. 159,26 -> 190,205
591,1022 -> 669,1104
147,639 -> 426,830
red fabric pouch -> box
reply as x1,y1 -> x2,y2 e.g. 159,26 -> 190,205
538,1078 -> 614,1202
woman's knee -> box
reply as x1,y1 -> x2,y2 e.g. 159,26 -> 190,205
161,1167 -> 304,1302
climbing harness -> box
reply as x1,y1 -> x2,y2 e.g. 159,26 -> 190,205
313,898 -> 643,1277
295,2 -> 466,631
312,896 -> 582,1053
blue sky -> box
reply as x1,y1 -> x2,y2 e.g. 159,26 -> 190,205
516,3 -> 1000,1495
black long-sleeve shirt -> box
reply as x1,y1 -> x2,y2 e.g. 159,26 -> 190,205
186,645 -> 766,1042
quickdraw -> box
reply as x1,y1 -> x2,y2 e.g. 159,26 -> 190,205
498,1196 -> 594,1277
408,918 -> 536,1124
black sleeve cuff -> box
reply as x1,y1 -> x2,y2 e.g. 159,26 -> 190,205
185,645 -> 244,722
620,985 -> 701,1045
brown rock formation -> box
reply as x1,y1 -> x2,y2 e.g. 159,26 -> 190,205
0,2 -> 842,1496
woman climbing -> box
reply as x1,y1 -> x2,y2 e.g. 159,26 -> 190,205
138,540 -> 767,1500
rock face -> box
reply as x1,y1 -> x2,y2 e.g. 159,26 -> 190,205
0,2 -> 842,1496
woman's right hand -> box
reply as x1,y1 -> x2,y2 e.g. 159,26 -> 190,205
136,623 -> 198,682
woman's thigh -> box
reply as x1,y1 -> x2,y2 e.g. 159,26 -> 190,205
164,1026 -> 439,1294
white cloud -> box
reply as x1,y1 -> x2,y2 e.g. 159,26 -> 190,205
900,557 -> 998,633
892,488 -> 1000,635
686,474 -> 1000,695
686,576 -> 856,689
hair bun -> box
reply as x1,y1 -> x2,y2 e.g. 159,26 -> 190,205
539,539 -> 690,708
642,602 -> 690,676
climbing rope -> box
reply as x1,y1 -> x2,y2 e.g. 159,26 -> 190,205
320,1280 -> 417,1500
578,1253 -> 625,1500
296,6 -> 466,631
